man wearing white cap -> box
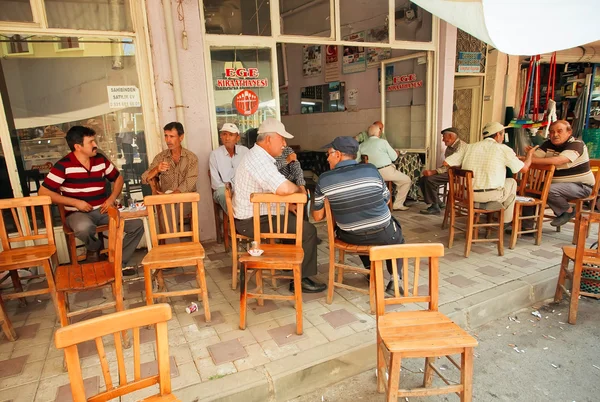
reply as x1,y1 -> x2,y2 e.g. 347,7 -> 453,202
444,122 -> 537,223
232,118 -> 326,293
209,122 -> 249,211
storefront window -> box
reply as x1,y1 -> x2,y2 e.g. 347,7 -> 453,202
279,0 -> 331,37
340,0 -> 389,43
0,0 -> 34,22
0,35 -> 148,225
204,0 -> 271,36
210,47 -> 276,147
394,0 -> 432,42
44,0 -> 133,31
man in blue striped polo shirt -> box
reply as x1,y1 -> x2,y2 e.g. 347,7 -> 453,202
312,136 -> 404,294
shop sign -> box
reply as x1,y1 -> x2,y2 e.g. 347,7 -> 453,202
217,67 -> 269,89
234,90 -> 259,116
386,74 -> 423,91
107,86 -> 141,108
457,52 -> 482,73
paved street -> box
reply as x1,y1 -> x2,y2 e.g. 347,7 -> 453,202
291,297 -> 600,402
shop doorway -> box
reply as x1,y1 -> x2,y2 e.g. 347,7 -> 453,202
453,76 -> 483,144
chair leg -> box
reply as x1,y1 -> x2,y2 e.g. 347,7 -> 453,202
509,205 -> 520,249
464,212 -> 474,258
196,260 -> 211,322
67,233 -> 78,264
293,265 -> 303,335
572,203 -> 582,245
386,353 -> 401,402
569,254 -> 583,325
56,291 -> 69,327
423,356 -> 434,387
441,203 -> 449,229
369,262 -> 375,314
0,297 -> 17,341
554,253 -> 570,303
337,250 -> 345,284
144,265 -> 154,306
270,269 -> 277,289
9,271 -> 27,307
41,259 -> 61,319
256,270 -> 264,307
223,212 -> 230,252
376,335 -> 386,393
535,205 -> 544,246
448,207 -> 455,248
326,247 -> 336,304
239,265 -> 247,330
461,347 -> 474,402
497,210 -> 504,256
231,246 -> 238,290
112,281 -> 130,348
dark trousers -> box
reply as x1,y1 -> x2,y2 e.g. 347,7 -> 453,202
336,217 -> 405,276
235,214 -> 318,278
418,173 -> 449,206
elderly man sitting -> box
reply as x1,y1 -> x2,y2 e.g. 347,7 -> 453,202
419,127 -> 466,215
356,124 -> 411,211
529,120 -> 595,227
232,118 -> 326,293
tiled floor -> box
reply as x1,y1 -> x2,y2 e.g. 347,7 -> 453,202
0,205 -> 584,401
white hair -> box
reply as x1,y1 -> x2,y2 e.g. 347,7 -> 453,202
256,132 -> 278,142
367,124 -> 381,137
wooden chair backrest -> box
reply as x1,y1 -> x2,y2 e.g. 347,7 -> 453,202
250,193 -> 306,247
0,195 -> 55,251
324,198 -> 337,245
517,163 -> 555,201
370,243 -> 444,316
107,206 -> 125,282
54,304 -> 173,402
144,192 -> 200,247
448,167 -> 474,211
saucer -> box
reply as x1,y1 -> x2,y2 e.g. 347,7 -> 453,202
247,249 -> 264,257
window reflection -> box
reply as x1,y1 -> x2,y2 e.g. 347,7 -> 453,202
204,0 -> 271,36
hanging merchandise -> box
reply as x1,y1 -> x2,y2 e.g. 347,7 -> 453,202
233,90 -> 259,116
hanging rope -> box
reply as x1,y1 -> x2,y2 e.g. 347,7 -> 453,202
176,0 -> 188,50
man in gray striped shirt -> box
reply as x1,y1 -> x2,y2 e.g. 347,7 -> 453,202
312,136 -> 404,294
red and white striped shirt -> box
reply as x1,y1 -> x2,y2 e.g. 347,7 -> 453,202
42,152 -> 120,212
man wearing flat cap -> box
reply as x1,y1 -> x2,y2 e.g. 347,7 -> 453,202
444,122 -> 537,223
312,136 -> 404,295
233,118 -> 326,293
419,127 -> 466,215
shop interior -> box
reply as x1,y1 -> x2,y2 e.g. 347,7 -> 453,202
0,34 -> 149,225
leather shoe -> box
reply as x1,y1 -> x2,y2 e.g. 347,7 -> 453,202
420,205 -> 441,215
85,250 -> 100,263
289,278 -> 327,293
550,210 -> 575,227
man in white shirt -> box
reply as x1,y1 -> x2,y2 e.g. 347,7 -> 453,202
444,122 -> 537,223
209,123 -> 249,211
356,124 -> 411,211
233,118 -> 326,293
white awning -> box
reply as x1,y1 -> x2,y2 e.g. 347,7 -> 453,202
412,0 -> 600,56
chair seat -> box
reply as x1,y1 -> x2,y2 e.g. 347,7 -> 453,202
55,261 -> 115,292
562,246 -> 600,265
379,311 -> 477,354
239,244 -> 304,266
142,243 -> 205,265
141,393 -> 180,401
333,239 -> 372,254
0,245 -> 56,268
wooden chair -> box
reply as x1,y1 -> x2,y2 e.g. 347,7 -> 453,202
0,196 -> 60,314
54,207 -> 128,342
224,184 -> 251,290
142,193 -> 211,322
440,183 -> 451,229
59,204 -> 108,264
554,212 -> 600,324
0,294 -> 17,341
569,160 -> 600,244
371,243 -> 478,401
324,198 -> 375,313
238,192 -> 306,334
54,304 -> 179,402
509,164 -> 555,249
447,168 -> 504,257
361,154 -> 393,211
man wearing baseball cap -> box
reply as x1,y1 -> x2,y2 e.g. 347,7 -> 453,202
233,118 -> 326,293
312,136 -> 405,295
444,121 -> 537,223
209,123 -> 248,211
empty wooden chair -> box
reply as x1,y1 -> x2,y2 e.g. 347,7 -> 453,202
554,212 -> 600,324
447,168 -> 504,257
0,294 -> 17,341
509,164 -> 555,249
54,207 -> 128,339
54,304 -> 179,402
238,192 -> 306,334
324,198 -> 375,313
371,243 -> 478,401
0,196 -> 60,314
59,204 -> 108,264
142,193 -> 210,322
224,184 -> 250,290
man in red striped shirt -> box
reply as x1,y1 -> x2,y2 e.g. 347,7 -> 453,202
39,126 -> 144,274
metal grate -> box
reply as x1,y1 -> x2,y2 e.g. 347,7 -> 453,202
456,29 -> 487,74
452,88 -> 473,144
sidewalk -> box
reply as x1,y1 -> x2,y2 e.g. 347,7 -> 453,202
0,205 -> 582,401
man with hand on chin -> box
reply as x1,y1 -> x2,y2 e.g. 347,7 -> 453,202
40,126 -> 144,275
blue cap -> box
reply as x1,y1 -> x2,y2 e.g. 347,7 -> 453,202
321,136 -> 359,154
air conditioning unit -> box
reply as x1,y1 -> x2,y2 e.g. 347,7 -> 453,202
204,0 -> 243,35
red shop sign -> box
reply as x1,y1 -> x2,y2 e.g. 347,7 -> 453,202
234,90 -> 259,116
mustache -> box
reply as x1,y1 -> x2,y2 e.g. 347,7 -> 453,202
92,147 -> 98,151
